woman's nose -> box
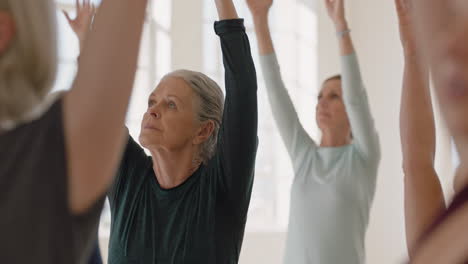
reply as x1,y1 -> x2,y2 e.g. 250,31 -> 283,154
318,99 -> 328,109
147,105 -> 161,119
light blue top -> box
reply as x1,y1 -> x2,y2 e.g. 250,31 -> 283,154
259,53 -> 380,264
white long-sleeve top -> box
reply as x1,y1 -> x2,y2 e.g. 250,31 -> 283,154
259,53 -> 380,264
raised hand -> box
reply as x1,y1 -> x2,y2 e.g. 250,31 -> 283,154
246,0 -> 273,17
395,0 -> 417,57
324,0 -> 347,30
214,0 -> 239,20
63,0 -> 97,50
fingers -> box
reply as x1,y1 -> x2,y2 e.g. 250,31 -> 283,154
324,0 -> 332,11
395,0 -> 404,16
78,0 -> 93,12
62,10 -> 73,24
395,0 -> 409,24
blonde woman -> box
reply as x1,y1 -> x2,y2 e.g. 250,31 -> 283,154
247,0 -> 380,263
0,0 -> 148,263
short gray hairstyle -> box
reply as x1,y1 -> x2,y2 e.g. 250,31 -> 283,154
0,0 -> 57,127
166,70 -> 224,164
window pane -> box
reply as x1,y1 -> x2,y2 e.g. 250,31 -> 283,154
53,62 -> 77,93
155,31 -> 172,80
56,10 -> 79,61
153,0 -> 172,30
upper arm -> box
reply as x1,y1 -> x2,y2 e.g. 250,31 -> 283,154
341,54 -> 380,163
404,165 -> 445,257
63,0 -> 148,215
411,203 -> 468,264
260,54 -> 317,161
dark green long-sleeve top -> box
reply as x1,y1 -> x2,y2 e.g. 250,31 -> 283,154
107,19 -> 258,264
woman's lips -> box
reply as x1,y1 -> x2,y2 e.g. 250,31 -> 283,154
144,124 -> 162,131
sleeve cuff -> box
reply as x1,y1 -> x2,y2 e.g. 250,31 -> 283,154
259,52 -> 281,76
214,19 -> 245,35
341,52 -> 358,66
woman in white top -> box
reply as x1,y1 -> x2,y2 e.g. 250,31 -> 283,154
247,0 -> 380,263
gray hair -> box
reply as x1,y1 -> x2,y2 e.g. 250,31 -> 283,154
0,0 -> 57,127
166,70 -> 224,164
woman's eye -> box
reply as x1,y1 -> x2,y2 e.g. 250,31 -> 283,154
168,101 -> 177,109
148,100 -> 155,107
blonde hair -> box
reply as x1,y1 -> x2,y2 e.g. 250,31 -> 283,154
166,70 -> 224,164
0,0 -> 57,128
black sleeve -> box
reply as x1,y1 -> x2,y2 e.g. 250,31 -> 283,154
107,133 -> 148,209
211,19 -> 258,207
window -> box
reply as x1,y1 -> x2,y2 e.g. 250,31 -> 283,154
453,141 -> 460,169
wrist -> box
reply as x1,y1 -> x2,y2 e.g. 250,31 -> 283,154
336,29 -> 351,38
253,13 -> 269,25
334,20 -> 348,32
403,45 -> 418,59
403,53 -> 426,70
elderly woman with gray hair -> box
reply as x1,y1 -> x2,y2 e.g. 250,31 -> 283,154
69,0 -> 258,263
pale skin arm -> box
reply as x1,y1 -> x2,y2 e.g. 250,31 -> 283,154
411,203 -> 468,263
396,0 -> 445,256
246,0 -> 273,55
63,0 -> 148,214
404,0 -> 468,261
248,0 -> 320,160
63,0 -> 96,53
249,0 -> 356,56
214,0 -> 239,20
324,0 -> 353,56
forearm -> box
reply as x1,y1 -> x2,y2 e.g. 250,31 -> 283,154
253,15 -> 274,55
335,20 -> 354,56
340,54 -> 379,160
405,169 -> 445,258
64,0 -> 148,214
215,19 -> 258,199
400,57 -> 435,171
216,20 -> 257,143
411,203 -> 468,264
215,0 -> 238,20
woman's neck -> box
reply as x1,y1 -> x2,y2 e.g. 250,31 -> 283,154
320,128 -> 352,147
150,146 -> 201,189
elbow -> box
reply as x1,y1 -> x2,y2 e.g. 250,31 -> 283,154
401,158 -> 435,182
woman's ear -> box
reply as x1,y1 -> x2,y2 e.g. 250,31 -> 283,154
0,11 -> 15,55
193,120 -> 215,145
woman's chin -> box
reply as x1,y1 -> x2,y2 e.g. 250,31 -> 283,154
138,133 -> 159,149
